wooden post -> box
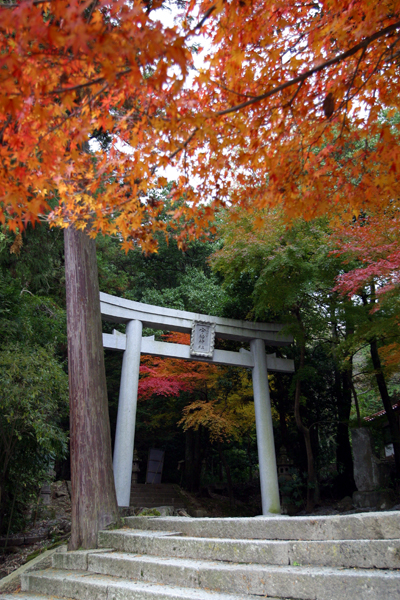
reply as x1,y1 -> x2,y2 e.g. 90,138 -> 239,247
65,226 -> 119,549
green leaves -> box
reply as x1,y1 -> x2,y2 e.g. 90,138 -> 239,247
0,343 -> 68,533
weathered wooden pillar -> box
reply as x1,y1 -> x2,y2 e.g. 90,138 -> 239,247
65,226 -> 119,549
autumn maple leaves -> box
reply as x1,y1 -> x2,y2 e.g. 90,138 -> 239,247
0,1 -> 399,244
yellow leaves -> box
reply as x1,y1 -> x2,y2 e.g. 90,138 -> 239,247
178,368 -> 257,443
167,39 -> 189,76
254,215 -> 265,230
62,94 -> 77,112
157,176 -> 168,187
9,233 -> 23,255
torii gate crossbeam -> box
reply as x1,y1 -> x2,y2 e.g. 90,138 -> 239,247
100,292 -> 294,515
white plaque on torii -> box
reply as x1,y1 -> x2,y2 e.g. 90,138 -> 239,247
190,321 -> 216,358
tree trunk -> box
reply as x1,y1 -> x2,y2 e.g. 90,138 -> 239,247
276,374 -> 289,445
369,338 -> 400,475
293,309 -> 318,512
218,442 -> 233,500
334,366 -> 356,496
65,226 -> 119,550
193,428 -> 202,492
331,307 -> 355,496
362,288 -> 400,476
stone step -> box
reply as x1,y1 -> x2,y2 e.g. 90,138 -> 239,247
130,496 -> 183,506
129,496 -> 181,501
130,486 -> 181,495
95,528 -> 400,569
130,491 -> 179,496
130,492 -> 179,496
1,595 -> 74,600
1,595 -> 72,600
21,570 -> 283,600
129,484 -> 186,508
26,553 -> 400,600
14,512 -> 400,600
124,510 -> 400,540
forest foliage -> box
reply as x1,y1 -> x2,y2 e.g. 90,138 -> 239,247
1,0 -> 400,527
2,200 -> 400,528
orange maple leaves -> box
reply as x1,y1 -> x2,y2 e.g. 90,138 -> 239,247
1,0 -> 400,247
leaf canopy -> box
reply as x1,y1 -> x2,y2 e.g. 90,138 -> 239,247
1,1 -> 399,247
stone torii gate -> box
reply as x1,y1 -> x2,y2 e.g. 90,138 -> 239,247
100,292 -> 294,515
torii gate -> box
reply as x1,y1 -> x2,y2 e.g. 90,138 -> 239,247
100,292 -> 294,515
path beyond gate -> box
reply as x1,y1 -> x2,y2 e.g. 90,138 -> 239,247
100,292 -> 294,515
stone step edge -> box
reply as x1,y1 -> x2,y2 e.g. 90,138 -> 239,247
94,530 -> 400,569
122,511 -> 400,540
85,550 -> 400,574
23,563 -> 400,600
1,595 -> 75,600
21,570 -> 283,600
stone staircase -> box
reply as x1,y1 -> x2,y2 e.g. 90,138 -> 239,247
4,511 -> 400,600
129,484 -> 185,510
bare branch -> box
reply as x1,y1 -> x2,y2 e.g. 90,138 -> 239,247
189,5 -> 216,35
169,127 -> 199,160
214,20 -> 400,117
48,69 -> 131,96
43,82 -> 109,140
283,79 -> 305,108
200,74 -> 259,99
0,0 -> 53,7
86,0 -> 98,24
338,46 -> 367,136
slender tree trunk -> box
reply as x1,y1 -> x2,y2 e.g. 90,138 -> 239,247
193,428 -> 202,492
293,309 -> 318,512
350,381 -> 362,428
331,309 -> 355,496
369,338 -> 400,475
335,367 -> 356,495
276,374 -> 289,445
184,429 -> 193,491
247,437 -> 253,483
218,442 -> 233,500
65,226 -> 119,550
362,288 -> 400,476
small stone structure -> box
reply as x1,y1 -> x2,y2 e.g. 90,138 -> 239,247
100,292 -> 294,515
351,428 -> 392,508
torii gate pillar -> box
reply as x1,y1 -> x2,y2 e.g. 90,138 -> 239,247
250,338 -> 280,514
113,319 -> 142,507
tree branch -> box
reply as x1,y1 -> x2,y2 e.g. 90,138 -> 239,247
189,5 -> 216,35
48,69 -> 131,96
169,127 -> 199,160
214,20 -> 400,117
0,0 -> 53,7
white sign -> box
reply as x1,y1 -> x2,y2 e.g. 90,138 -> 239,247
190,321 -> 216,358
385,443 -> 394,458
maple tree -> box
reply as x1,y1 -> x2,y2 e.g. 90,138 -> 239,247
139,332 -> 251,442
138,332 -> 257,492
332,213 -> 400,306
211,209 -> 360,508
1,0 -> 400,541
1,1 -> 400,240
330,213 -> 400,473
